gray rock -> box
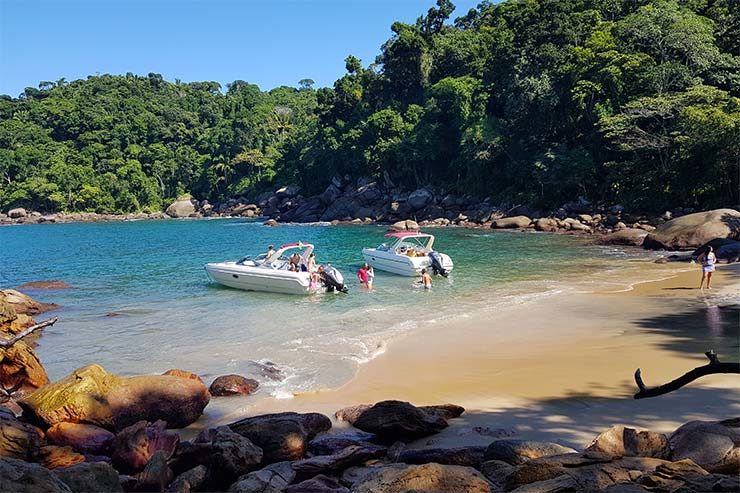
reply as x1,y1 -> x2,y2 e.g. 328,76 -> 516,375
8,208 -> 27,219
669,419 -> 740,473
165,199 -> 196,218
166,465 -> 207,493
210,426 -> 264,480
0,457 -> 72,492
292,444 -> 386,481
484,440 -> 577,465
228,462 -> 295,493
53,462 -> 122,492
408,189 -> 434,210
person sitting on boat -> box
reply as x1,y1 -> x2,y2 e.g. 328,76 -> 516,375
357,264 -> 370,288
266,245 -> 275,258
289,253 -> 301,272
419,268 -> 433,289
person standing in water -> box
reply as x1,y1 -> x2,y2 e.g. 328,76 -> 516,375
697,245 -> 716,289
419,268 -> 433,289
357,263 -> 370,288
366,265 -> 375,289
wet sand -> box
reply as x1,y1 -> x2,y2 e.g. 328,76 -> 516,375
203,264 -> 740,448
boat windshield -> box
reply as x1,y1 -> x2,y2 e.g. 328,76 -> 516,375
390,235 -> 433,255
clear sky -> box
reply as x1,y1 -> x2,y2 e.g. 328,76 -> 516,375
0,0 -> 481,97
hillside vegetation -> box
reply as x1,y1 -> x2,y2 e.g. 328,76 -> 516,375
1,0 -> 738,214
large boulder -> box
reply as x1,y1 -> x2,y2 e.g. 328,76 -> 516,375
46,422 -> 114,455
165,198 -> 196,218
228,412 -> 331,463
408,189 -> 434,210
491,216 -> 531,229
586,425 -> 669,458
598,228 -> 648,246
534,218 -> 559,232
53,462 -> 123,492
643,209 -> 740,250
0,409 -> 45,460
388,220 -> 419,232
335,400 -> 458,443
669,419 -> 740,473
483,440 -> 577,465
19,364 -> 210,430
0,457 -> 72,492
8,208 -> 27,219
348,463 -> 493,493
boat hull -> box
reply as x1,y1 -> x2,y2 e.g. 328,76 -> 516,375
361,248 -> 453,276
205,262 -> 312,295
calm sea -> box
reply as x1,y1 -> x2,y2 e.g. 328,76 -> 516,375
1,219 -> 669,398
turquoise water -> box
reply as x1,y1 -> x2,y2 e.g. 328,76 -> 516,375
1,219 -> 657,396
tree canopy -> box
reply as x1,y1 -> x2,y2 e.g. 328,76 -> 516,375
1,0 -> 738,214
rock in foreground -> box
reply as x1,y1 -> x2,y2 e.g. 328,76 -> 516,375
348,463 -> 493,493
20,364 -> 210,430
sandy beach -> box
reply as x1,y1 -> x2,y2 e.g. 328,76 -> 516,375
205,263 -> 740,449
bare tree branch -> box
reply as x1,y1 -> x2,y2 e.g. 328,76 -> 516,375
0,317 -> 58,348
634,350 -> 740,399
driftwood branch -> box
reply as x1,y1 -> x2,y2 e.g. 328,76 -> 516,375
634,350 -> 740,399
0,317 -> 58,348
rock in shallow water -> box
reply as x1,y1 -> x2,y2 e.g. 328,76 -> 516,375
209,374 -> 260,396
20,364 -> 210,430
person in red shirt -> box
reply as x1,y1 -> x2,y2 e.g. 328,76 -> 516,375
357,264 -> 370,288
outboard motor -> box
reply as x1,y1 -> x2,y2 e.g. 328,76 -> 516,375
320,264 -> 349,293
428,251 -> 449,277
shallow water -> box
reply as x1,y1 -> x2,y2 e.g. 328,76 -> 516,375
1,219 -> 669,397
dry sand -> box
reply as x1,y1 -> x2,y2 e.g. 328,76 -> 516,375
204,263 -> 740,449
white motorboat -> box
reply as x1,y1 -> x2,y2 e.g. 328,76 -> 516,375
362,231 -> 454,277
205,242 -> 348,295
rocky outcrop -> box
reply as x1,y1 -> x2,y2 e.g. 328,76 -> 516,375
20,364 -> 210,430
165,198 -> 196,218
228,412 -> 331,463
0,289 -> 58,316
492,216 -> 531,229
209,374 -> 259,397
483,440 -> 577,465
335,400 -> 462,443
643,209 -> 740,250
347,463 -> 493,493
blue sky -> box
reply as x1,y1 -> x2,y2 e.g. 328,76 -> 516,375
0,0 -> 481,97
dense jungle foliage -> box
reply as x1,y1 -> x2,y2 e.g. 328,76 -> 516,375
1,0 -> 738,214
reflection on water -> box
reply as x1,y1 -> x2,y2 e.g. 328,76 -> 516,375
2,219 -> 680,397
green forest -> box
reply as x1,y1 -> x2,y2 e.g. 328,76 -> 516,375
1,0 -> 738,214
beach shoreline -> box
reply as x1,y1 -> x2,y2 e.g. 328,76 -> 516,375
199,263 -> 740,449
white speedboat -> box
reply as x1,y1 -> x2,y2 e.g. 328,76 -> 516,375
362,231 -> 454,277
205,242 -> 348,295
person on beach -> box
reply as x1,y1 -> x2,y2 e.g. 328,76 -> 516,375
357,264 -> 370,288
697,245 -> 716,289
366,265 -> 374,289
419,268 -> 433,289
